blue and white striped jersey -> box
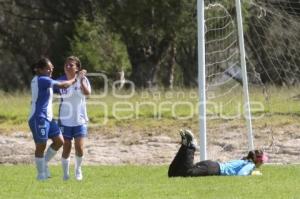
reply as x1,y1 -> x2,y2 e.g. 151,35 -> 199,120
29,75 -> 59,121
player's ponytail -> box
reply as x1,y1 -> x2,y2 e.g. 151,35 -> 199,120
31,62 -> 38,75
31,57 -> 51,75
242,150 -> 266,163
242,150 -> 255,162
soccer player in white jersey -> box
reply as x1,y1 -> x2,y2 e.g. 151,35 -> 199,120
28,57 -> 76,180
56,56 -> 91,181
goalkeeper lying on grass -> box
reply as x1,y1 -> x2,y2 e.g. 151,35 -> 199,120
168,130 -> 268,177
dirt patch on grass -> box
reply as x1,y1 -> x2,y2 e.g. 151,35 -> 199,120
1,124 -> 300,165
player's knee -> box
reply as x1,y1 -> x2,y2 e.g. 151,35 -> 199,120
52,138 -> 64,150
58,139 -> 64,147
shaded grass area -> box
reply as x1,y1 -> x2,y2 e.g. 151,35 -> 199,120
0,165 -> 300,199
1,87 -> 300,134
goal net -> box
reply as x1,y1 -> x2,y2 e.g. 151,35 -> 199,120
203,0 -> 300,163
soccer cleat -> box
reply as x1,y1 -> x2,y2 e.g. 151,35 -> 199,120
36,173 -> 46,181
63,174 -> 70,181
75,168 -> 83,181
180,129 -> 188,146
183,129 -> 197,147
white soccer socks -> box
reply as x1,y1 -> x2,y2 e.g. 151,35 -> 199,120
75,155 -> 83,181
62,156 -> 83,181
62,157 -> 70,180
35,157 -> 46,180
44,147 -> 58,178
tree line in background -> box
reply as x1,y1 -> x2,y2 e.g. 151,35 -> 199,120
0,0 -> 299,91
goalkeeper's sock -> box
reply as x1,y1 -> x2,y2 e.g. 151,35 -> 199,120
62,157 -> 70,180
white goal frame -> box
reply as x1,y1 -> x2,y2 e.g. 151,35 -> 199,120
197,0 -> 254,161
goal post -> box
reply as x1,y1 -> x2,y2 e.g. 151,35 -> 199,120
197,0 -> 207,161
197,0 -> 254,161
235,0 -> 254,151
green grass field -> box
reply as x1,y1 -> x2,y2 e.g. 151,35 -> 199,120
1,88 -> 300,198
0,165 -> 300,199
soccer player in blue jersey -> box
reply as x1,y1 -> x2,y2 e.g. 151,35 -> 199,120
55,56 -> 91,181
29,57 -> 77,180
168,130 -> 268,177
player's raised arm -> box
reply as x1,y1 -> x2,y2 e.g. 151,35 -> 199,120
78,69 -> 91,96
54,77 -> 76,89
